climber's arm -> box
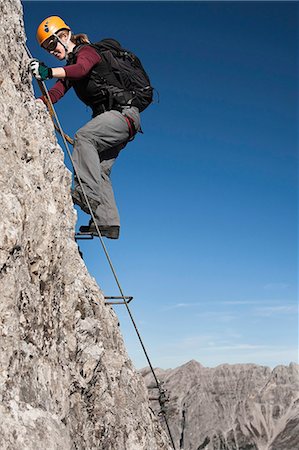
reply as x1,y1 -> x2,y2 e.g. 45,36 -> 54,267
39,78 -> 70,105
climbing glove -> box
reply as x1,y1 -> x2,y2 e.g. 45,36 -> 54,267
29,59 -> 53,81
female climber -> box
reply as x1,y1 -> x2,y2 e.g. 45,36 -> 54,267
29,16 -> 142,239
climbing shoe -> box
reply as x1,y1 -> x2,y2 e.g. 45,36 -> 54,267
79,220 -> 120,239
71,189 -> 99,215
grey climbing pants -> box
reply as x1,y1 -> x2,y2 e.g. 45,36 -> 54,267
72,106 -> 140,227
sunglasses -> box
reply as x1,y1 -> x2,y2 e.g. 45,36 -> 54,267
42,35 -> 59,52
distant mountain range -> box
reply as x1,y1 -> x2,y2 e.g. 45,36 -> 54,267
141,360 -> 299,450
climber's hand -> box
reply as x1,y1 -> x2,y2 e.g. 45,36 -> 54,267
35,98 -> 47,110
29,59 -> 53,81
36,98 -> 45,105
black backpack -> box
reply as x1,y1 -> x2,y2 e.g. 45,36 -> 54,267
91,38 -> 153,112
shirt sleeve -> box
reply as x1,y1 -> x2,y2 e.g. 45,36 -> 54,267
39,78 -> 70,104
39,79 -> 70,103
64,46 -> 102,79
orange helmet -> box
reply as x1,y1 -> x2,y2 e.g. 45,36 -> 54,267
36,16 -> 71,47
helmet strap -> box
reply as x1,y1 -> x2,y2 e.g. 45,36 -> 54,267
54,30 -> 72,59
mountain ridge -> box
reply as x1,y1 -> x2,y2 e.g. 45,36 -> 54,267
141,360 -> 299,450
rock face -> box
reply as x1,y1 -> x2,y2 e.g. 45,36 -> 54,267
0,1 -> 170,449
141,360 -> 299,450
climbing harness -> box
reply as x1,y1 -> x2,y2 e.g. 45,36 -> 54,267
124,114 -> 137,141
25,43 -> 176,450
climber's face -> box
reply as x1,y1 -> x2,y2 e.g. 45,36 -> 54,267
50,41 -> 67,60
42,31 -> 69,60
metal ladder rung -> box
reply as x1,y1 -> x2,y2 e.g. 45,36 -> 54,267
104,296 -> 134,305
75,233 -> 95,240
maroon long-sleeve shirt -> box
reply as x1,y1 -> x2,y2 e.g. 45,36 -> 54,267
41,46 -> 101,104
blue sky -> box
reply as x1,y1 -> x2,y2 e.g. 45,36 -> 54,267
23,1 -> 298,369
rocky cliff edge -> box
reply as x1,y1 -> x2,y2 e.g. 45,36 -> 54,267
0,1 -> 170,449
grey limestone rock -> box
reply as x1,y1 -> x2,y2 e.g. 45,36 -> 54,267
0,1 -> 171,449
141,360 -> 299,450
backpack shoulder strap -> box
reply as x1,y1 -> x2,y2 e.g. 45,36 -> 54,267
66,43 -> 88,64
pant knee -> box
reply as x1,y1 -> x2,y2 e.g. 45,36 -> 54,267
74,126 -> 90,144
